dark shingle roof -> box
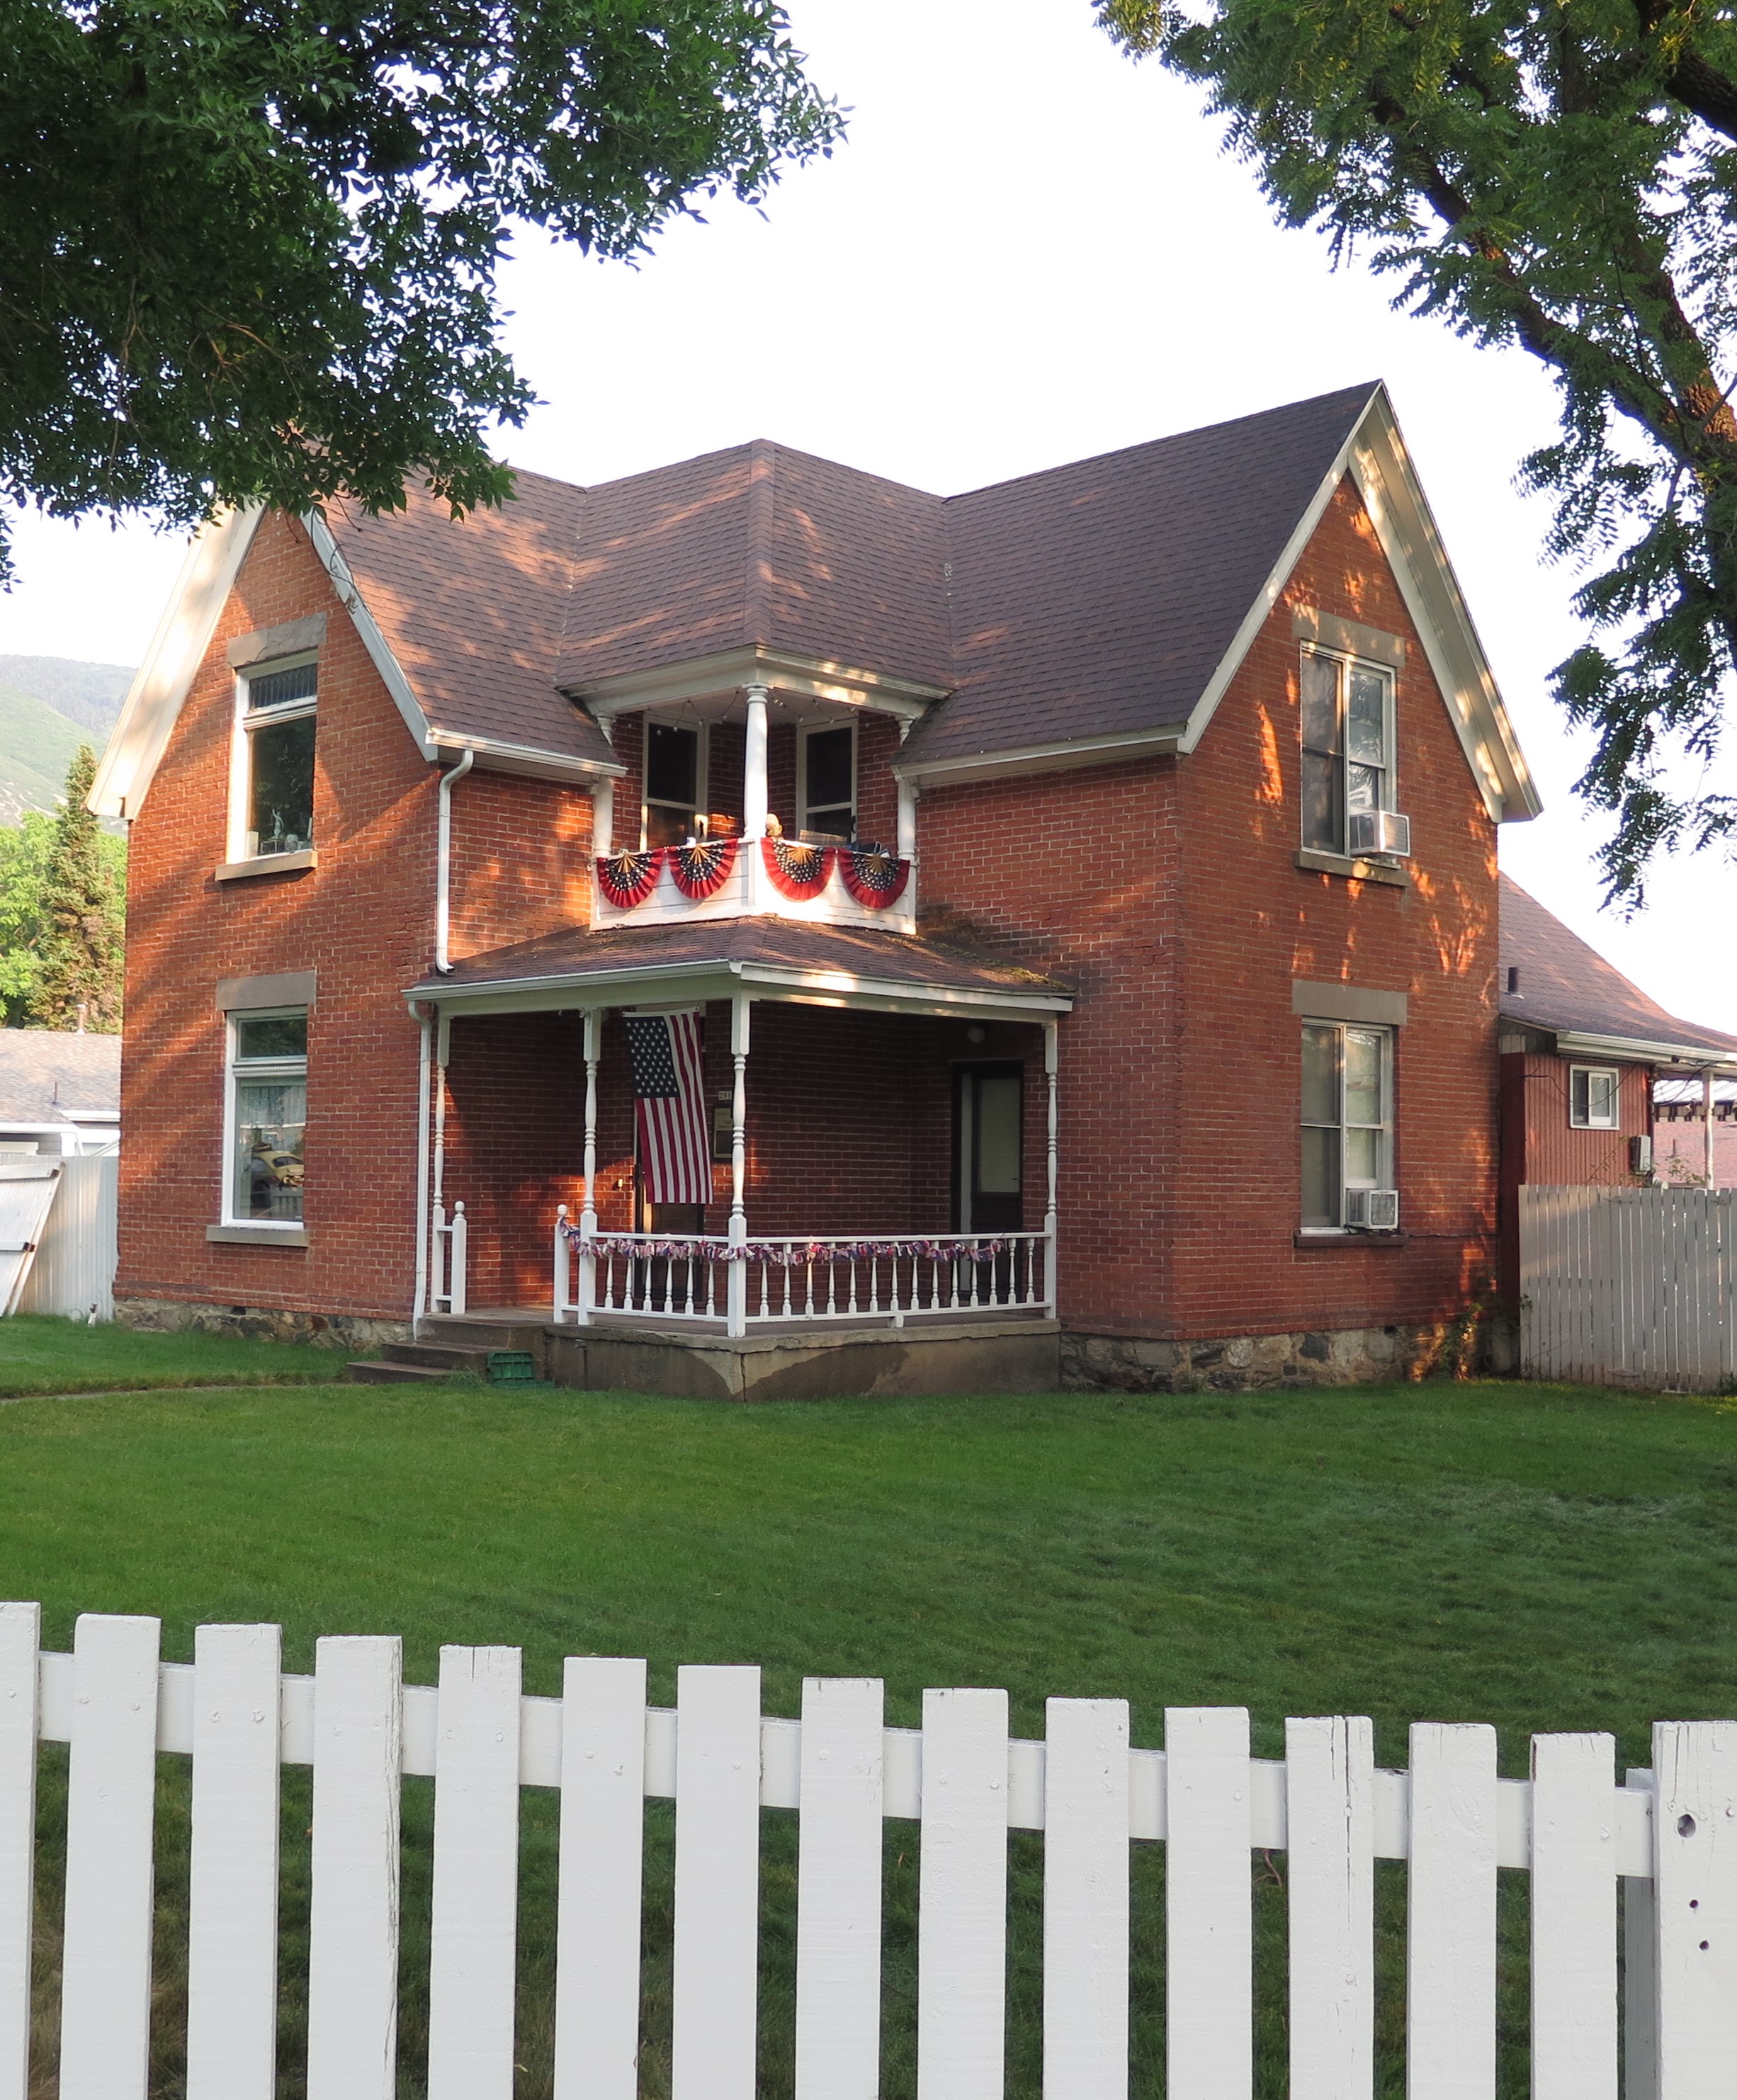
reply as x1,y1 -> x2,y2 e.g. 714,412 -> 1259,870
409,915 -> 1069,1002
1499,875 -> 1737,1060
0,1031 -> 120,1123
332,387 -> 1384,770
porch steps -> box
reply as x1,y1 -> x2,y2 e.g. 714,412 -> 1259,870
344,1328 -> 551,1386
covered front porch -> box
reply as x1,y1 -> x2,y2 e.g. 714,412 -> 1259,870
405,918 -> 1073,1385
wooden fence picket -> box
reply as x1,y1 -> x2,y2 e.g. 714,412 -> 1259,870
305,1635 -> 404,2100
1164,1705 -> 1252,2100
1529,1731 -> 1617,2100
0,1604 -> 37,2100
794,1676 -> 885,2100
1651,1720 -> 1737,2099
917,1687 -> 1009,2100
554,1656 -> 647,2100
671,1664 -> 762,2100
1041,1697 -> 1129,2100
186,1623 -> 283,2100
426,1645 -> 523,2100
1284,1714 -> 1374,2100
59,1613 -> 162,2100
1406,1721 -> 1498,2100
1622,1767 -> 1658,2100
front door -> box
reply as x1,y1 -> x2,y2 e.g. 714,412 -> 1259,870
954,1062 -> 1024,1235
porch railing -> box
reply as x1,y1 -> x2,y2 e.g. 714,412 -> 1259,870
431,1200 -> 467,1317
553,1214 -> 1054,1336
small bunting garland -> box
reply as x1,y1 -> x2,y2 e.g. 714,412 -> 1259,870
837,845 -> 910,908
762,836 -> 834,899
562,1221 -> 1018,1265
596,846 -> 664,909
668,836 -> 738,900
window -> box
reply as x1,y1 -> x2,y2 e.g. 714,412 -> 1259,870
644,721 -> 705,848
1569,1066 -> 1620,1129
1301,1022 -> 1393,1227
239,659 -> 317,858
227,1009 -> 307,1224
1301,647 -> 1393,855
799,723 -> 856,839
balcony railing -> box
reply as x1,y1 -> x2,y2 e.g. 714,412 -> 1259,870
591,835 -> 917,934
552,1215 -> 1053,1334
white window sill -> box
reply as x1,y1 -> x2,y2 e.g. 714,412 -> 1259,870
215,851 -> 317,882
1296,848 -> 1409,889
1294,1227 -> 1407,1249
207,1224 -> 308,1247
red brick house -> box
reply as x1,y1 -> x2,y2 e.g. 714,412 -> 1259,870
93,383 -> 1541,1396
1497,875 -> 1737,1302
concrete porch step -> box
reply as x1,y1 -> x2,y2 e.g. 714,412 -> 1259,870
380,1340 -> 496,1373
346,1358 -> 452,1385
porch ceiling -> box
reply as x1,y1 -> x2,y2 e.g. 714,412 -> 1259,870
405,916 -> 1073,1021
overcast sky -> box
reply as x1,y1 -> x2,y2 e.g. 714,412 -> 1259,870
4,0 -> 1733,1027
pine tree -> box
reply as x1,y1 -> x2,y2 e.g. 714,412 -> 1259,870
33,747 -> 123,1033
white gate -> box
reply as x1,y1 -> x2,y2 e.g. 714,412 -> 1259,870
9,1604 -> 1737,2098
16,1154 -> 119,1321
1520,1185 -> 1737,1390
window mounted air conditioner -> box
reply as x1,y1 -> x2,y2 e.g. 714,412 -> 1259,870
1347,810 -> 1411,858
1347,1188 -> 1401,1232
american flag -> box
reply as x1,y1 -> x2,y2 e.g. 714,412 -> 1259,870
626,1011 -> 713,1204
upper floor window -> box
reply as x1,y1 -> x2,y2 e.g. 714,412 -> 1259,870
239,659 -> 317,858
645,721 -> 705,848
1301,647 -> 1393,856
1569,1065 -> 1620,1129
799,723 -> 856,841
1301,1021 -> 1393,1227
227,1008 -> 307,1225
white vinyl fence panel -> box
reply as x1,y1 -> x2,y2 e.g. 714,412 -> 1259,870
0,1161 -> 60,1317
16,1152 -> 118,1320
1520,1185 -> 1737,1390
9,1608 -> 1737,2096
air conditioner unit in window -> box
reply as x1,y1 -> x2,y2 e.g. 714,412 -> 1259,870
1347,810 -> 1411,858
1347,1188 -> 1401,1232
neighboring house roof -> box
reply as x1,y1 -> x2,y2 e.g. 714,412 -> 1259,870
92,384 -> 1540,826
0,1030 -> 120,1124
407,915 -> 1073,1018
1499,874 -> 1737,1067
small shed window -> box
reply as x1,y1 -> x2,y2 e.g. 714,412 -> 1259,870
1569,1066 -> 1620,1130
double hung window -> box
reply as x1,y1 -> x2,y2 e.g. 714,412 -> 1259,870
1301,647 -> 1393,855
227,1010 -> 307,1225
799,723 -> 856,840
239,660 -> 317,858
1569,1066 -> 1620,1129
644,722 -> 705,848
1301,1021 -> 1393,1227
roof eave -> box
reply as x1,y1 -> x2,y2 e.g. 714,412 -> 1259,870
1549,1027 -> 1737,1072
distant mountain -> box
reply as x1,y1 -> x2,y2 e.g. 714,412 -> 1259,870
0,658 -> 134,824
0,656 -> 132,736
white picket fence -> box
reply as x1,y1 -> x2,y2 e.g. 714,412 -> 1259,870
1520,1185 -> 1737,1390
15,1154 -> 118,1322
7,1606 -> 1737,2097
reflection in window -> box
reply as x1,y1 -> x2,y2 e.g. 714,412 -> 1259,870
645,722 -> 702,847
244,662 -> 317,857
1301,648 -> 1392,855
801,725 -> 856,839
230,1010 -> 307,1222
1301,1021 -> 1393,1226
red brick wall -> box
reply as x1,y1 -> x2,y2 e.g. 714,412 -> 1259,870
119,510 -> 594,1323
1496,1051 -> 1651,1301
915,474 -> 1501,1341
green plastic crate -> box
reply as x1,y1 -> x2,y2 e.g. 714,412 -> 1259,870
485,1350 -> 552,1387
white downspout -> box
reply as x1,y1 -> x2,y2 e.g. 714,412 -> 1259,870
434,748 -> 475,974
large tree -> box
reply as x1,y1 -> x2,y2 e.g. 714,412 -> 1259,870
1099,0 -> 1737,899
0,0 -> 838,575
29,747 -> 125,1032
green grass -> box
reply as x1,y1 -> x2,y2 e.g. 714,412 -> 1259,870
0,1313 -> 358,1397
1,1378 -> 1731,2097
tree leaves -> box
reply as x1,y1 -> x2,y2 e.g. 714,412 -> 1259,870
1098,0 -> 1737,902
0,0 -> 840,578
0,751 -> 125,1031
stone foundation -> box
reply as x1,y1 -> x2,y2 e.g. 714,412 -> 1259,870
1060,1315 -> 1504,1393
115,1295 -> 412,1352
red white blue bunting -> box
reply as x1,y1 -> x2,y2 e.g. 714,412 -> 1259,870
561,1222 -> 1017,1264
667,836 -> 738,899
761,836 -> 833,899
596,847 -> 663,908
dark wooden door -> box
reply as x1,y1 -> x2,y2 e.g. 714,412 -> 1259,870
954,1063 -> 1024,1235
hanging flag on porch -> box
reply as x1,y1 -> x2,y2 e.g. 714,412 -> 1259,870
626,1011 -> 713,1203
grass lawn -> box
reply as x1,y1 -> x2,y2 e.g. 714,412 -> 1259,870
1,1375 -> 1731,2096
0,1312 -> 354,1397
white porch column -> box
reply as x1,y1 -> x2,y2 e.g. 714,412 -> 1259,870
592,778 -> 614,859
896,775 -> 919,861
1705,1066 -> 1716,1185
575,1009 -> 601,1324
743,684 -> 770,838
727,994 -> 752,1338
1043,1018 -> 1060,1313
